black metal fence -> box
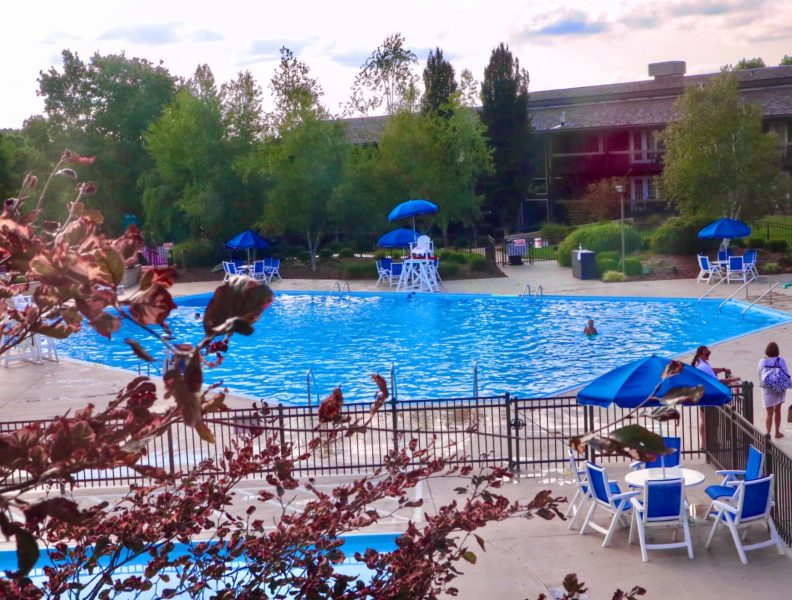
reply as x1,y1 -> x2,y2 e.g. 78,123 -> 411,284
493,239 -> 559,266
753,221 -> 792,246
704,403 -> 792,545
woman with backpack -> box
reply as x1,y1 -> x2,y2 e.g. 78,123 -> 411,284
758,341 -> 790,438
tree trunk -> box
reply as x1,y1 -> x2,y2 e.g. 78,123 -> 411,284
306,229 -> 317,272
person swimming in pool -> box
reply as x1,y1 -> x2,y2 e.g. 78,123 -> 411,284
583,319 -> 598,336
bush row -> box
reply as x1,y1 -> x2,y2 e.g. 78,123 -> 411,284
557,222 -> 642,267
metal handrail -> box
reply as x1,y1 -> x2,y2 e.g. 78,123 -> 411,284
520,283 -> 542,300
697,275 -> 729,302
306,369 -> 321,408
520,283 -> 532,299
742,282 -> 782,317
718,275 -> 756,312
533,285 -> 543,299
473,360 -> 479,399
390,363 -> 398,401
331,281 -> 351,299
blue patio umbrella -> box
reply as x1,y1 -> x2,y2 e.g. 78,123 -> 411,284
387,199 -> 439,234
698,218 -> 751,251
377,228 -> 419,248
226,229 -> 272,263
577,355 -> 733,408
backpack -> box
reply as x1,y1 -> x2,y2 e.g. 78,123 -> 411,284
762,359 -> 791,394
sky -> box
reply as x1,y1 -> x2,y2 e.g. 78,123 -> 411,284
2,0 -> 792,129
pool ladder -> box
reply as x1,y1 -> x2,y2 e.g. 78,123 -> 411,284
306,368 -> 322,408
331,281 -> 351,299
520,283 -> 543,300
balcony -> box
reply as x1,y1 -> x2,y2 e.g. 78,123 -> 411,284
550,151 -> 664,175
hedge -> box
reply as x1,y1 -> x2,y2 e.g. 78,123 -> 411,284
342,262 -> 377,279
765,239 -> 788,253
619,257 -> 643,277
596,257 -> 618,275
650,215 -> 714,255
467,254 -> 488,271
558,222 -> 641,267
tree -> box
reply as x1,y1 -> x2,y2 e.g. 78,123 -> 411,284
723,57 -> 766,70
459,69 -> 480,108
262,115 -> 348,270
479,43 -> 533,234
347,33 -> 419,116
569,178 -> 626,225
37,51 -> 177,232
421,48 -> 457,115
220,70 -> 266,145
780,55 -> 792,66
659,73 -> 787,220
268,47 -> 328,134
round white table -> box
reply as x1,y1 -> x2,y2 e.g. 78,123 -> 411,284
624,466 -> 706,488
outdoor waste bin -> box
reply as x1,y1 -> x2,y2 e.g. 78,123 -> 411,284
572,249 -> 597,279
508,239 -> 526,265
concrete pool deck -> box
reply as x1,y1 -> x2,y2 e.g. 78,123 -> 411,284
3,265 -> 792,597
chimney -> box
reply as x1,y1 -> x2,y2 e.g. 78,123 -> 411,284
648,61 -> 686,80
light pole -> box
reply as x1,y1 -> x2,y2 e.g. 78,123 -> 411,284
615,184 -> 625,274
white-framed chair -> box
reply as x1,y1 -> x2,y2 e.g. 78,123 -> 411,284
630,436 -> 681,471
410,235 -> 434,257
389,262 -> 403,288
743,249 -> 759,279
222,261 -> 239,282
726,255 -> 749,284
705,444 -> 764,513
2,296 -> 43,368
629,478 -> 693,562
565,450 -> 622,530
265,257 -> 282,282
251,260 -> 270,282
696,254 -> 722,284
376,258 -> 393,287
579,463 -> 639,547
705,474 -> 785,564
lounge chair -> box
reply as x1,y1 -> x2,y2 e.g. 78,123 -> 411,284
696,255 -> 722,284
579,463 -> 639,547
705,475 -> 785,564
629,478 -> 693,561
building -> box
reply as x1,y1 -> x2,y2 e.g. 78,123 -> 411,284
529,61 -> 792,222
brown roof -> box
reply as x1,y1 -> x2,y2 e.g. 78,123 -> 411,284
342,65 -> 792,140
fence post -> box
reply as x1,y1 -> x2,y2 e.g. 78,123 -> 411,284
505,394 -> 515,471
729,407 -> 738,470
166,423 -> 176,475
277,404 -> 286,449
764,433 -> 773,475
586,406 -> 596,464
743,381 -> 754,424
390,397 -> 400,454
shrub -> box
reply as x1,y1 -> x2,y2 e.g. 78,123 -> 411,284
467,254 -> 488,271
619,257 -> 643,277
326,241 -> 343,253
318,248 -> 334,260
438,250 -> 453,261
284,245 -> 305,259
597,250 -> 619,262
602,270 -> 626,282
557,222 -> 641,267
373,250 -> 388,260
447,252 -> 467,264
765,239 -> 789,253
338,247 -> 355,258
539,222 -> 571,245
650,215 -> 714,255
596,257 -> 618,275
761,262 -> 782,274
342,261 -> 376,279
438,262 -> 460,278
748,237 -> 766,249
297,250 -> 312,262
391,250 -> 403,260
173,239 -> 226,268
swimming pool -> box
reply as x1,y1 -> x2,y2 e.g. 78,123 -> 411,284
1,532 -> 399,599
59,292 -> 791,404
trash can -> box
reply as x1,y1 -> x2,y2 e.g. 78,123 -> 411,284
508,240 -> 526,265
572,249 -> 597,280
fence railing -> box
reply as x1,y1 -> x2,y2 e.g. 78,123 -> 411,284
753,221 -> 792,246
494,240 -> 559,266
0,383 -> 757,490
704,403 -> 792,544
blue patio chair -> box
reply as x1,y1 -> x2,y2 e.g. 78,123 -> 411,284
743,249 -> 759,278
565,450 -> 620,530
579,463 -> 639,547
705,444 -> 764,506
389,262 -> 403,288
252,259 -> 269,282
696,255 -> 722,284
705,474 -> 785,564
265,257 -> 282,282
376,258 -> 393,287
222,261 -> 238,282
630,436 -> 681,471
726,255 -> 749,283
629,478 -> 693,561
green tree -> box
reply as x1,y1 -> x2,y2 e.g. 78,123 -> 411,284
262,115 -> 348,270
722,57 -> 766,70
659,73 -> 786,220
479,43 -> 533,234
347,33 -> 418,116
220,71 -> 266,145
37,50 -> 177,231
458,69 -> 480,108
268,47 -> 327,134
780,55 -> 792,66
421,48 -> 457,115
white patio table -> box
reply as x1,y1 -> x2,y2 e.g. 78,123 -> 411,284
624,466 -> 706,488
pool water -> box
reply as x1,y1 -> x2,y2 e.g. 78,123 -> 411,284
59,292 -> 791,404
0,533 -> 399,598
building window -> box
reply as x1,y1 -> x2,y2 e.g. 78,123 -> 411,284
769,121 -> 790,155
629,130 -> 662,164
630,176 -> 660,211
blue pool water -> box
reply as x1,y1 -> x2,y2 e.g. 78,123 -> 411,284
59,292 -> 791,404
1,533 -> 399,598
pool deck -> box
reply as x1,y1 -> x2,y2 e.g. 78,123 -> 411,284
3,265 -> 792,597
